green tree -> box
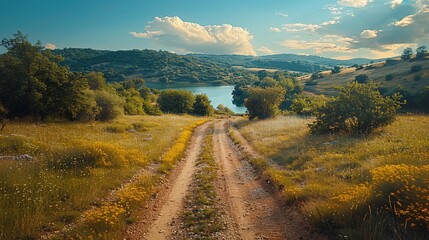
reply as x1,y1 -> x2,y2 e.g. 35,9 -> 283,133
86,72 -> 106,90
157,89 -> 195,114
244,87 -> 285,120
193,94 -> 214,116
257,70 -> 268,80
354,74 -> 369,84
309,82 -> 402,134
401,47 -> 413,60
216,104 -> 234,115
0,32 -> 88,119
232,84 -> 249,107
95,91 -> 124,121
331,66 -> 342,74
416,45 -> 427,59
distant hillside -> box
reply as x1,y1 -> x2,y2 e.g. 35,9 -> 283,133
189,53 -> 378,73
302,57 -> 429,96
51,48 -> 254,84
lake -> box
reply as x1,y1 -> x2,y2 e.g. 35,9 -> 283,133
146,83 -> 247,114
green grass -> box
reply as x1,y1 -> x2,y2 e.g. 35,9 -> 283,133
0,115 -> 204,240
234,115 -> 429,239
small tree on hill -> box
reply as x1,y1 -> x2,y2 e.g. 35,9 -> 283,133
401,48 -> 413,60
244,87 -> 285,120
416,45 -> 427,59
331,66 -> 342,74
355,74 -> 369,84
309,82 -> 402,134
193,94 -> 213,116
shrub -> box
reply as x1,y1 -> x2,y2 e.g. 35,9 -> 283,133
193,94 -> 214,116
216,104 -> 234,115
411,64 -> 422,73
309,82 -> 402,134
95,91 -> 124,121
244,87 -> 285,120
157,89 -> 195,114
305,80 -> 319,86
331,66 -> 342,74
354,74 -> 369,84
50,141 -> 127,170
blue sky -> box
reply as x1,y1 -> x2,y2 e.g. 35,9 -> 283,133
1,0 -> 428,59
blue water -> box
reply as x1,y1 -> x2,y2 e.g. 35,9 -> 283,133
146,83 -> 247,114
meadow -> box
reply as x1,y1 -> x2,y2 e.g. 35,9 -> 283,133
0,115 -> 206,239
233,115 -> 429,239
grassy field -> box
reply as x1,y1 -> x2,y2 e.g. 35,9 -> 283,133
234,115 -> 429,239
302,58 -> 429,96
0,115 -> 207,240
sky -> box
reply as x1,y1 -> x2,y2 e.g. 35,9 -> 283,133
0,0 -> 428,59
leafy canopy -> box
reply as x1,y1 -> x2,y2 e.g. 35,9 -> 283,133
309,82 -> 402,134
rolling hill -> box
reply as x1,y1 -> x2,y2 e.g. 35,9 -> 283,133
51,48 -> 379,84
302,56 -> 429,96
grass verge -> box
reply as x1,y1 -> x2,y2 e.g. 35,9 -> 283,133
180,125 -> 224,239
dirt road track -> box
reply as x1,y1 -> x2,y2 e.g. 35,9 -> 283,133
127,119 -> 327,240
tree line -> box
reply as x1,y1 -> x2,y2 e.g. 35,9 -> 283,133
0,32 -> 215,124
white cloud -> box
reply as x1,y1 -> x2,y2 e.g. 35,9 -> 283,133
338,0 -> 373,8
324,4 -> 344,15
392,14 -> 415,27
130,16 -> 256,56
276,12 -> 288,17
44,43 -> 57,50
258,46 -> 275,55
283,23 -> 321,32
390,0 -> 403,8
269,27 -> 281,32
130,31 -> 162,38
360,29 -> 378,38
281,35 -> 356,54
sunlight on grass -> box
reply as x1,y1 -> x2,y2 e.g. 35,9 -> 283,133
235,115 -> 429,238
0,115 -> 205,239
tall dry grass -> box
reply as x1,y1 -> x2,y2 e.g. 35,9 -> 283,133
235,115 -> 429,239
0,115 -> 206,239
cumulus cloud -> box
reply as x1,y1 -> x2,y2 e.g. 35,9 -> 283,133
390,0 -> 403,8
338,0 -> 373,8
324,4 -> 344,15
392,14 -> 414,26
130,16 -> 256,56
269,27 -> 281,32
44,43 -> 57,50
360,29 -> 378,38
283,23 -> 321,32
258,46 -> 275,55
281,35 -> 356,54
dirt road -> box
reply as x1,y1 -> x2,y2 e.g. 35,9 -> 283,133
126,119 -> 326,240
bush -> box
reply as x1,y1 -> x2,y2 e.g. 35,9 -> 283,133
331,66 -> 342,74
354,74 -> 369,84
244,87 -> 285,120
216,104 -> 234,115
157,89 -> 195,114
411,64 -> 422,73
95,91 -> 124,121
309,82 -> 402,134
193,94 -> 214,116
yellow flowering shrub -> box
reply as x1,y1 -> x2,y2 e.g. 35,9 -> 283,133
371,164 -> 429,229
83,203 -> 126,227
